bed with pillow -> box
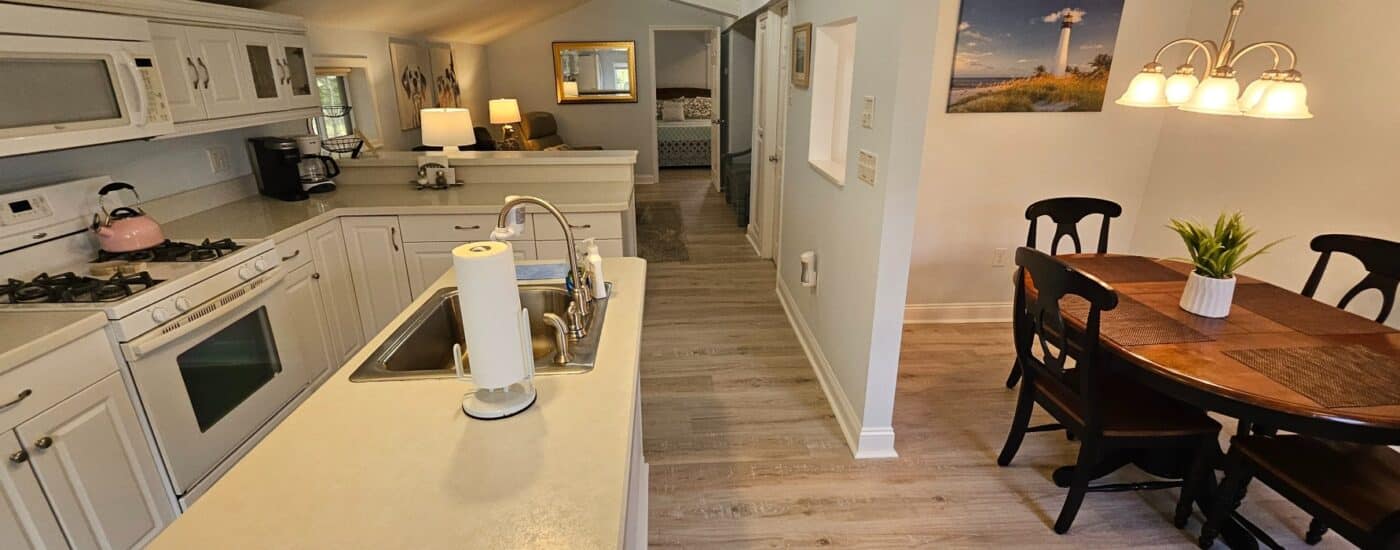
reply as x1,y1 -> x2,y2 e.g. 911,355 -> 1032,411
657,87 -> 713,168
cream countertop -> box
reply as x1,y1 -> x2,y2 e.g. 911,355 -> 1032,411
159,181 -> 634,242
149,257 -> 647,549
0,311 -> 109,374
339,149 -> 638,168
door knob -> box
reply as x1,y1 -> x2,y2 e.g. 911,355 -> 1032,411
34,437 -> 52,449
9,449 -> 27,463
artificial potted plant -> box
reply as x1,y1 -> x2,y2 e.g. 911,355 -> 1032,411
1168,213 -> 1280,318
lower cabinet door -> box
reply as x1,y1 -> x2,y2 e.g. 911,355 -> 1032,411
403,241 -> 537,296
0,433 -> 67,550
341,216 -> 414,341
18,373 -> 175,550
308,220 -> 365,363
284,262 -> 336,385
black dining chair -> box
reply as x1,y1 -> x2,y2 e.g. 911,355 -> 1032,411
1200,435 -> 1400,549
1301,234 -> 1399,324
1006,197 -> 1123,389
998,247 -> 1221,534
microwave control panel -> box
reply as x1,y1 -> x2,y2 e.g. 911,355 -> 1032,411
0,194 -> 52,227
135,58 -> 172,125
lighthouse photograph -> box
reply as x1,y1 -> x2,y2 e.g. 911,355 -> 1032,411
947,0 -> 1126,113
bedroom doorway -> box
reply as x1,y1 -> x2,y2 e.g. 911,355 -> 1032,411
648,26 -> 722,190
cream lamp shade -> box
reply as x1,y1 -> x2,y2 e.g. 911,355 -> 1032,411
1115,70 -> 1170,108
1245,80 -> 1312,119
562,81 -> 580,98
1178,76 -> 1242,115
421,108 -> 475,153
489,99 -> 522,124
1163,72 -> 1200,106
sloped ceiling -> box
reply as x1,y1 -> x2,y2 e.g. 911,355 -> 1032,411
206,0 -> 591,44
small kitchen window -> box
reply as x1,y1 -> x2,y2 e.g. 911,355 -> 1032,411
313,68 -> 354,138
807,18 -> 858,187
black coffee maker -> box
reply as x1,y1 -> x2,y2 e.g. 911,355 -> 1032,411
247,137 -> 309,202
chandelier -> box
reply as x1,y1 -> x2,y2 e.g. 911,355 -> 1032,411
1115,0 -> 1312,119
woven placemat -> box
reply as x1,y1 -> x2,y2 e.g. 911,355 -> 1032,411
1061,295 -> 1213,347
1234,284 -> 1395,336
1059,256 -> 1187,284
1224,345 -> 1400,408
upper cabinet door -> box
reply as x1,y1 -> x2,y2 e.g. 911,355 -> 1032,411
148,23 -> 208,122
235,30 -> 290,111
0,433 -> 67,550
185,26 -> 255,118
276,33 -> 319,109
19,373 -> 175,550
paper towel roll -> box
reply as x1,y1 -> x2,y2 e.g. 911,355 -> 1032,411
453,241 -> 530,389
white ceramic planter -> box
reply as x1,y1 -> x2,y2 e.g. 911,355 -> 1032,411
1180,271 -> 1236,318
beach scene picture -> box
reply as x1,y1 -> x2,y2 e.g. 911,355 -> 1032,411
948,0 -> 1125,113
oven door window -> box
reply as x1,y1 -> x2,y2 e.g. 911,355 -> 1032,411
176,307 -> 284,432
0,56 -> 126,134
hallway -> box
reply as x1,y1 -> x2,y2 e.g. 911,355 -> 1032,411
638,172 -> 1324,548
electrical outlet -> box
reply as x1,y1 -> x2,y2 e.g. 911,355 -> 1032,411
206,147 -> 230,175
861,95 -> 875,129
992,247 -> 1010,267
857,150 -> 877,186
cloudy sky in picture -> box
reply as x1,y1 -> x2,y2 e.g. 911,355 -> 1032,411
953,0 -> 1125,78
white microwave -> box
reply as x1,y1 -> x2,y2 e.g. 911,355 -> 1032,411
0,4 -> 174,158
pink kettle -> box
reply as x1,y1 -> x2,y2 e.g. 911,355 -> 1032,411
91,182 -> 166,253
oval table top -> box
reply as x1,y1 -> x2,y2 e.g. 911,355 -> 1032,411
1043,254 -> 1400,443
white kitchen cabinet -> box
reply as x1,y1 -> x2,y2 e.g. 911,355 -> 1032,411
537,238 -> 623,261
283,262 -> 336,386
341,217 -> 414,340
148,22 -> 207,122
307,219 -> 364,363
275,33 -> 319,109
235,30 -> 290,112
17,373 -> 174,550
183,25 -> 255,119
0,433 -> 67,550
404,241 -> 537,297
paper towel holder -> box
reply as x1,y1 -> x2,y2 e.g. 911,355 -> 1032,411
453,307 -> 538,420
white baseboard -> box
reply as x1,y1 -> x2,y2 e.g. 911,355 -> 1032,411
776,278 -> 899,459
634,174 -> 656,185
904,302 -> 1012,324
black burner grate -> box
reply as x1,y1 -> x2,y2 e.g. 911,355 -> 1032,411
95,238 -> 241,263
0,272 -> 159,304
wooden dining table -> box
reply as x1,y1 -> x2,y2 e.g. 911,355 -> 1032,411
1039,254 -> 1400,548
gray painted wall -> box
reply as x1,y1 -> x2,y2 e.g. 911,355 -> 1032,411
726,18 -> 756,153
654,30 -> 710,89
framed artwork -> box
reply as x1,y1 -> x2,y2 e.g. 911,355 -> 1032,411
791,23 -> 812,88
947,0 -> 1126,113
389,39 -> 431,130
427,44 -> 460,108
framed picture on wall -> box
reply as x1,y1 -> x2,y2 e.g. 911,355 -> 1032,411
427,44 -> 460,108
947,0 -> 1125,113
791,23 -> 812,88
389,39 -> 431,130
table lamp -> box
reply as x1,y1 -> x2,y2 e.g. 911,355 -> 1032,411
421,108 -> 475,154
489,98 -> 522,150
562,81 -> 580,98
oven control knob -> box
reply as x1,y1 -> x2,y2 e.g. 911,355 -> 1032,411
151,307 -> 172,323
254,258 -> 272,272
174,297 -> 192,311
239,266 -> 257,280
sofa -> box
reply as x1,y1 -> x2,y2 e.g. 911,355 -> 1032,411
519,112 -> 602,151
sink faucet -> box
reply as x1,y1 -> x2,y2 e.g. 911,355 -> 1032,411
494,196 -> 592,338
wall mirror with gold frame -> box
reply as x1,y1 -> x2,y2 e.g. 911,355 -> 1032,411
552,41 -> 638,104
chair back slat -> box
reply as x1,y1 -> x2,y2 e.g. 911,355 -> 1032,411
1025,197 -> 1122,255
1301,234 -> 1400,323
1013,247 -> 1118,431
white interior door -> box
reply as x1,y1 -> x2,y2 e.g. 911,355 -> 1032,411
709,28 -> 722,192
769,5 -> 791,263
747,13 -> 769,255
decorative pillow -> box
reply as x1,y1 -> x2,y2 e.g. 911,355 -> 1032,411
661,100 -> 686,122
683,96 -> 712,119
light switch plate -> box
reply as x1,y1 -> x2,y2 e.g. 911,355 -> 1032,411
857,150 -> 877,186
206,147 -> 230,175
861,96 -> 875,129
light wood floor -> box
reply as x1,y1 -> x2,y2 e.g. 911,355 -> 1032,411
639,170 -> 1345,549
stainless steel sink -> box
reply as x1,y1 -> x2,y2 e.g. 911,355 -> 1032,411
349,283 -> 609,382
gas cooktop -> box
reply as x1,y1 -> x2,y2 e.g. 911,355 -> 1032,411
94,238 -> 242,263
0,272 -> 162,304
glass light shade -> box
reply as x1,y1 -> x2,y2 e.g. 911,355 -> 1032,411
1115,71 -> 1170,107
562,81 -> 580,98
1178,76 -> 1242,115
1163,73 -> 1200,106
1244,81 -> 1313,119
489,98 -> 521,124
1238,77 -> 1276,112
420,108 -> 476,151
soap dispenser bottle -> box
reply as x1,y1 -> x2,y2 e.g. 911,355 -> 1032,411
584,238 -> 607,299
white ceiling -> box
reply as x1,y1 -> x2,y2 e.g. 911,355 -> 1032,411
207,0 -> 591,44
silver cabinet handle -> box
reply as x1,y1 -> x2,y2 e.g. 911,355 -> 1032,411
311,273 -> 321,280
186,57 -> 199,88
9,450 -> 26,464
281,249 -> 301,261
197,58 -> 210,89
0,389 -> 31,409
390,227 -> 399,251
454,225 -> 481,231
769,155 -> 780,162
31,232 -> 47,240
33,437 -> 52,450
570,224 -> 592,230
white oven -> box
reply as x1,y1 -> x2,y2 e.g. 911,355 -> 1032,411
0,3 -> 173,158
119,267 -> 307,496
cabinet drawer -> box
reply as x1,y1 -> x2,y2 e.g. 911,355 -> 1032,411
536,239 -> 623,261
398,214 -> 533,243
533,212 -> 622,241
275,231 -> 313,269
0,330 -> 119,430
